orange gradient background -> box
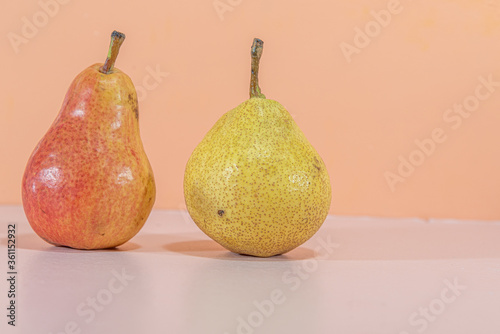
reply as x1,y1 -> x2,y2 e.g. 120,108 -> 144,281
1,0 -> 500,220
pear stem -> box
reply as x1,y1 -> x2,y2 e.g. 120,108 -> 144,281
99,31 -> 126,74
250,38 -> 266,99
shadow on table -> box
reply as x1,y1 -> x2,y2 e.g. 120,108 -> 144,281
163,238 -> 316,261
125,232 -> 317,260
0,233 -> 141,252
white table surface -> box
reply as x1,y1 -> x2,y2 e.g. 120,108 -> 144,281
1,205 -> 499,334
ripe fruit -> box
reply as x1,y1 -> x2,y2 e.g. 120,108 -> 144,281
184,38 -> 331,257
22,31 -> 155,249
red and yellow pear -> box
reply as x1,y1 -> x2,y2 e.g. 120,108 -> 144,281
22,31 -> 156,249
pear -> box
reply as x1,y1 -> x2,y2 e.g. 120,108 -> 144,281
22,31 -> 156,249
184,38 -> 331,257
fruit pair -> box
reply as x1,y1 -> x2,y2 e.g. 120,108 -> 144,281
22,31 -> 331,257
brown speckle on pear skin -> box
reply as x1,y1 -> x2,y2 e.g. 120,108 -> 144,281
128,93 -> 139,119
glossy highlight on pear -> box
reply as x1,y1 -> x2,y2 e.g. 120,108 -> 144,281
184,38 -> 332,257
22,31 -> 156,249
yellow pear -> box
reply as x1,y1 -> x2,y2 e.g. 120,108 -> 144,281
184,38 -> 331,257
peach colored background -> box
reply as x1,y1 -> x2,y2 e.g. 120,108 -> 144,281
1,0 -> 500,220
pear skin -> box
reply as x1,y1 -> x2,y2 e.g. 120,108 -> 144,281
22,31 -> 155,249
184,39 -> 331,257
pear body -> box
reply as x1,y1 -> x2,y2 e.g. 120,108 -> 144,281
22,64 -> 156,249
184,97 -> 331,257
